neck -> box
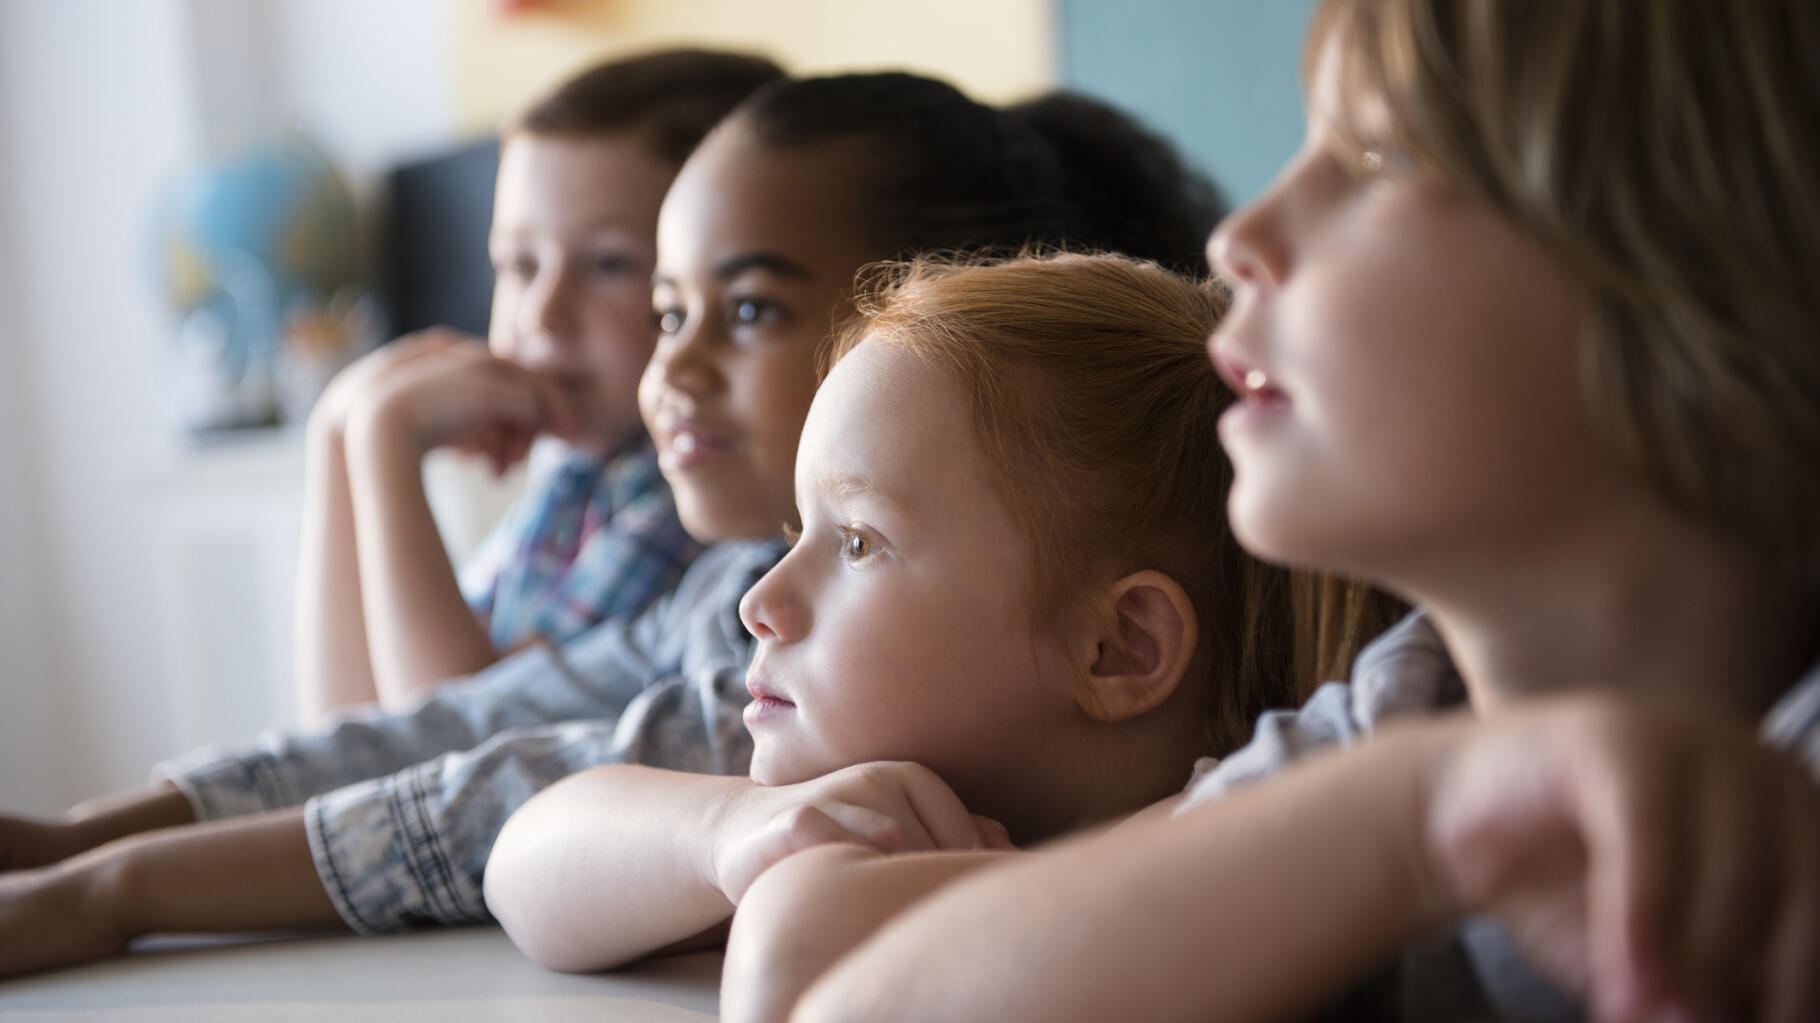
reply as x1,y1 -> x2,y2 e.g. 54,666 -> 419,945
967,698 -> 1203,845
1404,497 -> 1817,722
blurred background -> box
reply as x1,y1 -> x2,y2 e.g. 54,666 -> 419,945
0,0 -> 1316,812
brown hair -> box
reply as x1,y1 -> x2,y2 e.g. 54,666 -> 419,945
510,49 -> 786,164
827,252 -> 1310,755
1309,0 -> 1820,571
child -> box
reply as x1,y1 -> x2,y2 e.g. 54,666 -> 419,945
295,51 -> 784,717
483,252 -> 1301,972
0,71 -> 1243,979
774,2 -> 1820,1021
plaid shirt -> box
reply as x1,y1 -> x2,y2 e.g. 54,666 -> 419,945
459,435 -> 699,651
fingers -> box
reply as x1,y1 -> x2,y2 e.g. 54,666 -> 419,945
1574,713 -> 1685,1022
1756,766 -> 1820,1023
1668,741 -> 1777,1017
888,763 -> 992,852
973,815 -> 1016,851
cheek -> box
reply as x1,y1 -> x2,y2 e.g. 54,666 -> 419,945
635,355 -> 667,428
487,288 -> 521,357
746,352 -> 820,472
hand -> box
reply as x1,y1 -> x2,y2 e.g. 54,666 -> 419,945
0,813 -> 83,874
0,858 -> 128,978
348,341 -> 577,471
1423,695 -> 1820,1022
306,328 -> 470,440
712,762 -> 1013,904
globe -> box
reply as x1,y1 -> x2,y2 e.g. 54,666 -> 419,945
154,135 -> 360,433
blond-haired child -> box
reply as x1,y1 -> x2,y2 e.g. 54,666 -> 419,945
770,3 -> 1820,1020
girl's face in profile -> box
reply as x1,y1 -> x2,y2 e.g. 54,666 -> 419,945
738,338 -> 1082,814
1205,38 -> 1605,596
638,123 -> 884,543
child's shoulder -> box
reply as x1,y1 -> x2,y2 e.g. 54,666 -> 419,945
1179,612 -> 1460,808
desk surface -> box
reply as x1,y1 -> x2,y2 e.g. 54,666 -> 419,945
0,927 -> 720,1021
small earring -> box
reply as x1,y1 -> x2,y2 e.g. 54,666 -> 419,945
1244,369 -> 1269,392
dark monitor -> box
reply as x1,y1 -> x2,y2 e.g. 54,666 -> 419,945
379,136 -> 499,339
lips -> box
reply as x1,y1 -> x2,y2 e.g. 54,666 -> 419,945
1209,345 -> 1288,406
653,415 -> 736,471
743,672 -> 796,726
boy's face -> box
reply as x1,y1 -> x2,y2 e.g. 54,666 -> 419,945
639,124 -> 883,542
1204,39 -> 1600,593
738,339 -> 1079,814
488,133 -> 676,452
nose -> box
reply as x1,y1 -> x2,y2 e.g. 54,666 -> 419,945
648,309 -> 723,399
516,260 -> 580,354
1206,175 -> 1293,290
739,551 -> 808,643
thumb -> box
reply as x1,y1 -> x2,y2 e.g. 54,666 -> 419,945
974,815 -> 1017,851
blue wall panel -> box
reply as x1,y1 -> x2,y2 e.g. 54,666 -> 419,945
1057,0 -> 1318,206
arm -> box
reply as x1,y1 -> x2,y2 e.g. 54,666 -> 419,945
293,332 -> 475,717
484,762 -> 1009,973
334,336 -> 572,709
0,807 -> 339,978
483,767 -> 752,972
723,844 -> 1012,1023
293,415 -> 380,719
343,397 -> 504,706
1,784 -> 195,874
794,719 -> 1463,1023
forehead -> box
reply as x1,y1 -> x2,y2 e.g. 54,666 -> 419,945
655,124 -> 879,278
798,339 -> 981,496
492,132 -> 675,228
1303,19 -> 1399,145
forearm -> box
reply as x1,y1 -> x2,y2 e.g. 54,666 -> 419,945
96,806 -> 340,936
344,407 -> 501,705
294,421 -> 379,719
485,765 -> 746,972
724,845 -> 1011,1023
797,722 -> 1465,1023
66,783 -> 197,849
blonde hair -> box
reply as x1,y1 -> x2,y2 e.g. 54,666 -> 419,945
1311,0 -> 1820,569
827,252 -> 1305,754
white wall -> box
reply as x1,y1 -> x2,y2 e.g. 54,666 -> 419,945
0,0 -> 456,810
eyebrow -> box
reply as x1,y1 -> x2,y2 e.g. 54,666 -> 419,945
654,250 -> 814,290
820,472 -> 912,508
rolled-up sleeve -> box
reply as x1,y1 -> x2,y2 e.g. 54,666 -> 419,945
306,664 -> 755,933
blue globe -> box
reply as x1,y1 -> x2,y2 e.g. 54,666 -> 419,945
154,136 -> 359,432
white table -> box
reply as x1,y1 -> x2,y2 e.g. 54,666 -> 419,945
0,927 -> 720,1021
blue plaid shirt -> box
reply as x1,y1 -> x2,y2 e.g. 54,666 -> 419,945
459,435 -> 699,651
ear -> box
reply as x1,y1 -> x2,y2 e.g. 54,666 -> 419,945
1078,570 -> 1197,723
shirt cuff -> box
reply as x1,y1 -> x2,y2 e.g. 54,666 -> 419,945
151,746 -> 300,822
304,765 -> 490,934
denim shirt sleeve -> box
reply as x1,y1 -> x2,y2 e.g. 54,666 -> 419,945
152,621 -> 664,821
151,540 -> 779,933
306,663 -> 755,933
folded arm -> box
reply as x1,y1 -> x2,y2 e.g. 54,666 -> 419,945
723,844 -> 1013,1023
792,720 -> 1462,1023
485,761 -> 1009,974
